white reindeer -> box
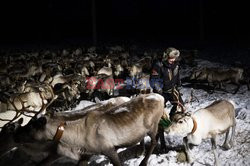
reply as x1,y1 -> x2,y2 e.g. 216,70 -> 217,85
166,99 -> 236,166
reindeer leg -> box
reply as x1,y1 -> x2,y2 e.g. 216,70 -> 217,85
207,82 -> 214,94
139,124 -> 158,166
139,139 -> 146,156
211,136 -> 220,166
156,126 -> 167,153
222,129 -> 231,150
183,137 -> 193,163
102,148 -> 122,166
211,83 -> 218,94
229,125 -> 236,147
233,84 -> 240,94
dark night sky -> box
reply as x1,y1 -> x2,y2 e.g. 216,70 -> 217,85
0,0 -> 249,47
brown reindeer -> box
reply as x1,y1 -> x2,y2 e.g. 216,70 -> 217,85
5,93 -> 164,166
190,67 -> 244,94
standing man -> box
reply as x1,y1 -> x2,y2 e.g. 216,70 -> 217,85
150,47 -> 184,120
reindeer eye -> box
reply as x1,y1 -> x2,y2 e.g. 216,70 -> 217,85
178,120 -> 183,124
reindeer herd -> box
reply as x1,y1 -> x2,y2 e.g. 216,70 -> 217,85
0,46 -> 249,165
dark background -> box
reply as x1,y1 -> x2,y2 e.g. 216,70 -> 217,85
0,0 -> 249,49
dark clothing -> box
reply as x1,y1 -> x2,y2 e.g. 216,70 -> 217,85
150,60 -> 181,92
150,60 -> 184,119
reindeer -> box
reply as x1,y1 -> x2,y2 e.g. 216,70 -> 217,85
165,99 -> 236,166
0,96 -> 129,161
190,67 -> 244,94
0,83 -> 56,128
3,93 -> 164,166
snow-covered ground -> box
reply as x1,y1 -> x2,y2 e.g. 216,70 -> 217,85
1,58 -> 249,166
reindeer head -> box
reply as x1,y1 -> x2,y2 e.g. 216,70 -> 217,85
1,118 -> 23,135
13,116 -> 48,143
165,112 -> 193,136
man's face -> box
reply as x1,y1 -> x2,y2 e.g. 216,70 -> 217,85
167,57 -> 176,64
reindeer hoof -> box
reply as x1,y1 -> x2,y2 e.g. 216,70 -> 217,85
176,151 -> 187,163
139,161 -> 147,166
222,143 -> 231,150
